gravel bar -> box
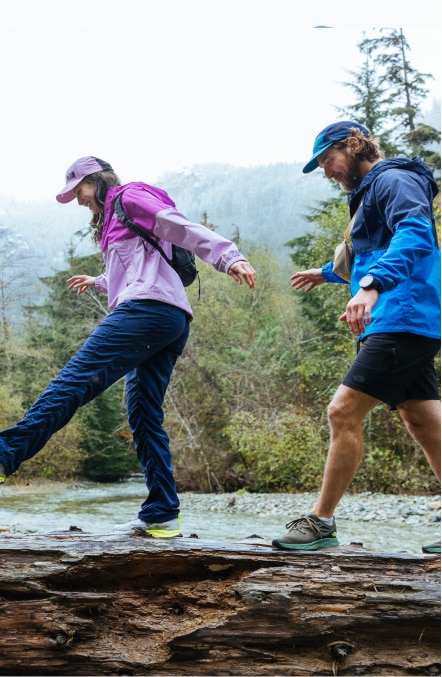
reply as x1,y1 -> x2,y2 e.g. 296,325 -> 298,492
180,491 -> 441,527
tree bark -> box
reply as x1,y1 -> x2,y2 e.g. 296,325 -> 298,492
0,531 -> 440,676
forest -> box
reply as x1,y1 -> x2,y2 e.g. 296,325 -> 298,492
0,28 -> 440,495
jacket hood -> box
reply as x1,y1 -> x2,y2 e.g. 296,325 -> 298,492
348,157 -> 439,210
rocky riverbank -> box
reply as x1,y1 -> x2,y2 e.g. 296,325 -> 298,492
180,490 -> 441,526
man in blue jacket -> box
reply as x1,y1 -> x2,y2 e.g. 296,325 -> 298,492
272,121 -> 441,554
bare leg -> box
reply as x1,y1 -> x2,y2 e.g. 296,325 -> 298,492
311,385 -> 380,518
397,399 -> 441,482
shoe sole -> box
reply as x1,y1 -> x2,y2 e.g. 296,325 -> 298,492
133,527 -> 183,538
422,547 -> 441,554
145,532 -> 183,538
272,537 -> 340,551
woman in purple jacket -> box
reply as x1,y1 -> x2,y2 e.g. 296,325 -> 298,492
0,156 -> 256,537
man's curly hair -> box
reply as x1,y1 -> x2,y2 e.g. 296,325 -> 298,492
334,126 -> 385,163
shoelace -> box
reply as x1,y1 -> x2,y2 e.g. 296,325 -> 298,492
285,515 -> 321,534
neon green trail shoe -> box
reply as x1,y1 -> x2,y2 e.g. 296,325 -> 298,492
113,515 -> 182,538
0,463 -> 6,484
272,513 -> 339,551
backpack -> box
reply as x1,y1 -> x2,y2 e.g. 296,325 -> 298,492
113,193 -> 198,288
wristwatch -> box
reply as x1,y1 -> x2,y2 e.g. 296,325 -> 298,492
359,274 -> 383,293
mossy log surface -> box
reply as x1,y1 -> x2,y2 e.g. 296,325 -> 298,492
0,531 -> 440,676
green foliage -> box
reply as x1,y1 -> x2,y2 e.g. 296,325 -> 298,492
225,408 -> 327,492
352,445 -> 438,494
285,197 -> 356,404
0,384 -> 25,429
164,243 -> 309,491
77,384 -> 137,482
14,420 -> 86,482
286,197 -> 352,332
405,124 -> 441,173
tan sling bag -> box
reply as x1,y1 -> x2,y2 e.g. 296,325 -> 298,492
332,201 -> 363,282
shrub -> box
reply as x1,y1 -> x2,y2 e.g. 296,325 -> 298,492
225,407 -> 328,492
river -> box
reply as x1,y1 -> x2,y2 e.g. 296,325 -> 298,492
0,478 -> 440,555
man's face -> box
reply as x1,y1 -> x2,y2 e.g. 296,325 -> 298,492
317,144 -> 363,191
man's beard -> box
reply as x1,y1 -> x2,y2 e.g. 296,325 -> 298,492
339,155 -> 364,191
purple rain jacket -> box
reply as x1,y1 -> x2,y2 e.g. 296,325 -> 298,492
94,182 -> 249,318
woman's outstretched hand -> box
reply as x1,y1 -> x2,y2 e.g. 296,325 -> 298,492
67,275 -> 97,295
228,261 -> 257,288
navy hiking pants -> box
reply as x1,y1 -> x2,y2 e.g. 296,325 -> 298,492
0,300 -> 190,523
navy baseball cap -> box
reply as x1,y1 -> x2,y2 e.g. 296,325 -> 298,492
302,121 -> 370,173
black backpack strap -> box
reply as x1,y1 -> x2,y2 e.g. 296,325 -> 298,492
113,192 -> 174,266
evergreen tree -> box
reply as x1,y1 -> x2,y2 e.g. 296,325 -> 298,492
337,28 -> 440,196
336,50 -> 396,152
350,28 -> 441,166
285,198 -> 356,405
286,198 -> 350,332
0,224 -> 40,388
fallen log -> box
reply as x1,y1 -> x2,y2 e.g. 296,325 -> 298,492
0,530 -> 440,676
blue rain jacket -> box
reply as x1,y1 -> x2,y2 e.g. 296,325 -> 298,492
322,157 -> 440,340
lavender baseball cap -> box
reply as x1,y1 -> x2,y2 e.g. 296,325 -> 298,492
56,156 -> 114,203
303,121 -> 370,173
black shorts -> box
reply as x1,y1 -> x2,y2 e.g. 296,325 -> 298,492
342,332 -> 441,410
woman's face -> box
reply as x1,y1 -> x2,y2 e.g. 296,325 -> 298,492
73,180 -> 100,214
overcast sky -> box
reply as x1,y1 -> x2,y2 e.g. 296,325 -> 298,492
0,0 -> 440,201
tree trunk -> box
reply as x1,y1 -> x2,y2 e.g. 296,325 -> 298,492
0,531 -> 440,676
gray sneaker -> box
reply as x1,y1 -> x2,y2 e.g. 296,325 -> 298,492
422,541 -> 441,554
272,513 -> 339,551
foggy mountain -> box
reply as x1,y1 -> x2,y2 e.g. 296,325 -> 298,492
158,162 -> 334,245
